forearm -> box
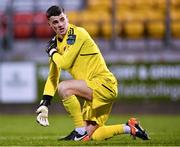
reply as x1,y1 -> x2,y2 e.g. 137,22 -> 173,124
52,51 -> 79,69
43,60 -> 60,97
52,52 -> 69,69
51,38 -> 84,69
43,77 -> 59,96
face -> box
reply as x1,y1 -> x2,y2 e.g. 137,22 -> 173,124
48,13 -> 68,37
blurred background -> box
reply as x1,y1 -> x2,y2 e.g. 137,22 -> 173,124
0,0 -> 180,114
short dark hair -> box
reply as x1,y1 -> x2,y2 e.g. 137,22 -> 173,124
46,5 -> 64,19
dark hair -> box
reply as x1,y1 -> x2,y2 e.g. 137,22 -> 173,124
46,5 -> 64,19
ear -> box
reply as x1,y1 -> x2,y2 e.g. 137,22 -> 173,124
48,21 -> 53,29
48,21 -> 51,26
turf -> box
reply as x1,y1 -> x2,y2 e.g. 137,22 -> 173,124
0,114 -> 180,146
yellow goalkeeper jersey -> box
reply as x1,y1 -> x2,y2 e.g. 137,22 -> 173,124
43,24 -> 117,96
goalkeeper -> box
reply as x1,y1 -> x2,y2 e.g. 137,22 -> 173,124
36,5 -> 150,141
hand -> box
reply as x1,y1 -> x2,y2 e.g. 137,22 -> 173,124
46,36 -> 57,57
36,105 -> 49,127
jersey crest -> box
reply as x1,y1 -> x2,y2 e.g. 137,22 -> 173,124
67,27 -> 76,45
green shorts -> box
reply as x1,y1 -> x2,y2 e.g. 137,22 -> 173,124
82,77 -> 118,126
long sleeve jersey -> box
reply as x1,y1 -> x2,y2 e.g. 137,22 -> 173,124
43,24 -> 116,96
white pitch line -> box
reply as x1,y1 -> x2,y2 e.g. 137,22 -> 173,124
0,136 -> 64,140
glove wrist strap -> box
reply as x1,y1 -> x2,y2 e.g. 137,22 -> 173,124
41,95 -> 53,106
49,48 -> 57,57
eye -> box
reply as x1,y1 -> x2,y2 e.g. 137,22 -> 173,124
60,17 -> 65,22
52,20 -> 58,25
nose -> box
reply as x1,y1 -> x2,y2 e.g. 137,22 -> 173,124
58,21 -> 63,27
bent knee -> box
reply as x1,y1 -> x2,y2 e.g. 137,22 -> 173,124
58,81 -> 73,98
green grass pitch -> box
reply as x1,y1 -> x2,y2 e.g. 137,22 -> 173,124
0,114 -> 180,146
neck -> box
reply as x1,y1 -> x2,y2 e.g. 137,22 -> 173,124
58,34 -> 64,40
57,36 -> 63,42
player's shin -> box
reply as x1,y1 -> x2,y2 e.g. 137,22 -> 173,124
91,124 -> 125,141
62,95 -> 86,129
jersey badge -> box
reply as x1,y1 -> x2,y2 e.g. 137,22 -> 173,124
67,34 -> 76,45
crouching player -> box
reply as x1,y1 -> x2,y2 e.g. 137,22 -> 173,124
36,5 -> 150,141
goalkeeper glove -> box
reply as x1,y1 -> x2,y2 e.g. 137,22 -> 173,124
46,36 -> 57,57
36,95 -> 52,127
36,104 -> 49,127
